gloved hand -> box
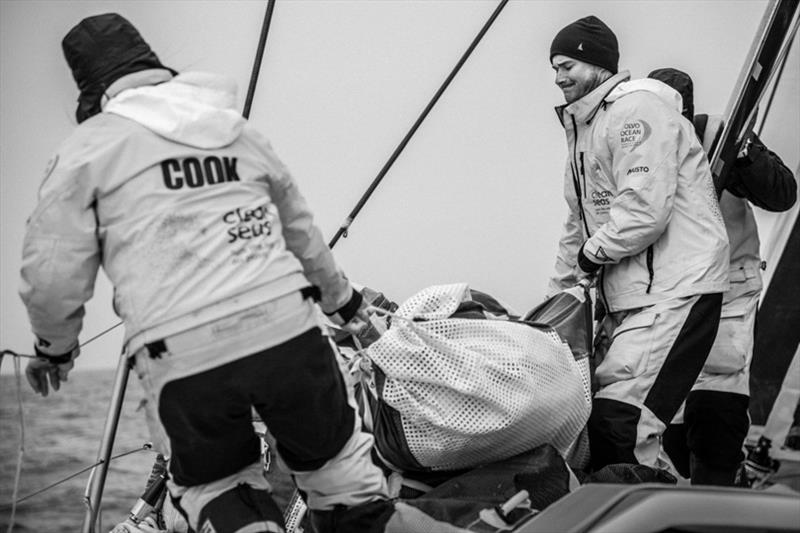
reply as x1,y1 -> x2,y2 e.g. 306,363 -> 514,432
326,289 -> 371,337
26,345 -> 78,397
577,243 -> 602,275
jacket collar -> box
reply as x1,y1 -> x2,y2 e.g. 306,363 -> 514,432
555,70 -> 630,126
100,68 -> 174,110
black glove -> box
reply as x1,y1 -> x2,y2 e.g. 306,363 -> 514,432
325,289 -> 364,326
578,243 -> 602,275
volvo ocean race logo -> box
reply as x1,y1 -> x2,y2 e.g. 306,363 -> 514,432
619,119 -> 651,149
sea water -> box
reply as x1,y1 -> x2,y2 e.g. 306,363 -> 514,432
0,369 -> 295,532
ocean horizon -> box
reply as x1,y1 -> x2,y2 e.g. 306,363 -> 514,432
0,368 -> 295,532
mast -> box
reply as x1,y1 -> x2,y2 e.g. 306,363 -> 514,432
709,0 -> 800,195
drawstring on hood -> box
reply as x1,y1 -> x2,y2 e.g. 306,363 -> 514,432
104,72 -> 246,149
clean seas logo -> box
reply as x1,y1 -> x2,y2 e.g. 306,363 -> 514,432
224,203 -> 275,243
619,119 -> 652,149
591,189 -> 612,207
224,203 -> 279,265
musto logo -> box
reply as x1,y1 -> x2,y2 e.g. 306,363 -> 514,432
619,119 -> 651,149
224,204 -> 275,243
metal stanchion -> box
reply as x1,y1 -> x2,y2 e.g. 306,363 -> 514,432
81,352 -> 131,533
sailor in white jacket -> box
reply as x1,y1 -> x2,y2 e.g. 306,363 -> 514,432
649,67 -> 797,486
547,16 -> 730,472
20,14 -> 389,532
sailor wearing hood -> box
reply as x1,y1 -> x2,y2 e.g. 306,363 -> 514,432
19,13 -> 389,532
547,16 -> 730,474
649,67 -> 797,487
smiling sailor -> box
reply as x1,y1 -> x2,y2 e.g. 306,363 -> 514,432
18,13 -> 390,533
546,15 -> 730,474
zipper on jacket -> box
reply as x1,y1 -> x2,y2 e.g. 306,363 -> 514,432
570,115 -> 591,236
568,116 -> 612,318
579,152 -> 587,199
645,245 -> 655,293
598,264 -> 610,319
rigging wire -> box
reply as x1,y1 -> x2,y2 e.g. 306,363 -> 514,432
243,0 -> 277,119
1,321 -> 125,532
79,321 -> 124,348
328,0 -> 510,249
0,443 -> 156,511
6,357 -> 25,533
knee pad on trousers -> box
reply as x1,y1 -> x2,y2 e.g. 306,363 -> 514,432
196,483 -> 285,533
685,390 -> 749,469
588,398 -> 640,469
662,423 -> 691,479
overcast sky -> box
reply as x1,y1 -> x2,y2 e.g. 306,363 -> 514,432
1,0 -> 798,374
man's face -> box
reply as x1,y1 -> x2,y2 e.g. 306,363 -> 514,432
551,55 -> 605,104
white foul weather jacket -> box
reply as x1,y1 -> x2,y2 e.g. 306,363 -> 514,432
548,72 -> 729,312
20,72 -> 353,356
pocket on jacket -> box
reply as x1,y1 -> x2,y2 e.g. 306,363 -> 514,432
703,306 -> 753,375
596,310 -> 657,386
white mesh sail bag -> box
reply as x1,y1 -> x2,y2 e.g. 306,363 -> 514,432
361,283 -> 591,472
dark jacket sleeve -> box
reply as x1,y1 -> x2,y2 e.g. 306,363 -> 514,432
727,133 -> 797,212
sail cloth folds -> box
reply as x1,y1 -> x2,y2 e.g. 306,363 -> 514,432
354,283 -> 592,473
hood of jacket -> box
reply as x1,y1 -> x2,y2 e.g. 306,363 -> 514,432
556,71 -> 684,126
606,77 -> 684,114
103,71 -> 245,149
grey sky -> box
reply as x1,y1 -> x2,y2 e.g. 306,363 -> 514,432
2,0 -> 797,374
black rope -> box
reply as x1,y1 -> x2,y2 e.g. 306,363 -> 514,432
79,322 -> 123,348
243,0 -> 277,119
0,349 -> 35,360
0,321 -> 123,363
328,0 -> 510,249
0,443 -> 155,510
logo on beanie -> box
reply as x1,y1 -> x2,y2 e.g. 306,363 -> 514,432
578,43 -> 584,51
619,119 -> 652,149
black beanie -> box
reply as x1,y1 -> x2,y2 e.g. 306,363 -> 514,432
649,68 -> 694,120
62,13 -> 176,123
550,15 -> 619,74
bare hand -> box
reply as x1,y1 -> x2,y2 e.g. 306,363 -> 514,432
25,356 -> 75,397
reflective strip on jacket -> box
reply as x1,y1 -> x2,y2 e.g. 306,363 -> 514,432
548,71 -> 730,312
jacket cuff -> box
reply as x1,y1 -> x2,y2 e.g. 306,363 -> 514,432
578,243 -> 602,274
324,289 -> 363,325
34,344 -> 77,365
